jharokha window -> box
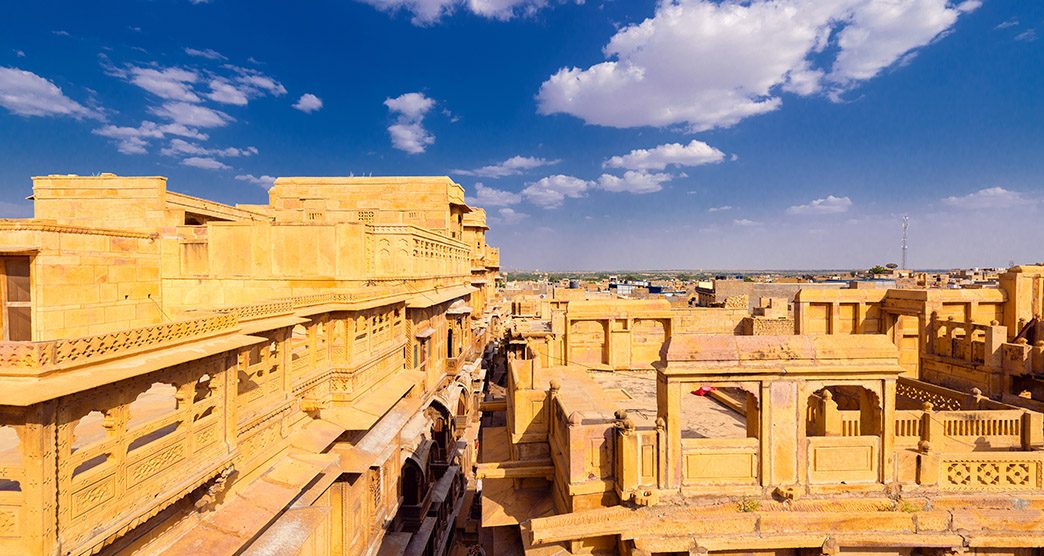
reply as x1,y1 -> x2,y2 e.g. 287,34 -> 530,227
0,257 -> 31,341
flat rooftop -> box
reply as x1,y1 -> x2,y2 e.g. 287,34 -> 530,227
587,370 -> 746,439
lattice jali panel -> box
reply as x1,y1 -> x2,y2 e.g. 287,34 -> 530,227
0,342 -> 50,370
128,443 -> 186,487
71,476 -> 116,518
55,356 -> 235,554
51,314 -> 237,367
941,457 -> 1043,490
896,381 -> 963,411
220,300 -> 294,321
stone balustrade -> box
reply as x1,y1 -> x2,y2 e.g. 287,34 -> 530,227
368,224 -> 471,277
0,299 -> 431,555
0,290 -> 430,377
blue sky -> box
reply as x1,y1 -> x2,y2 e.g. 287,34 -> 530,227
1,0 -> 1042,270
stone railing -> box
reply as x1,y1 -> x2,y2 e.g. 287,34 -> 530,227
0,314 -> 237,376
925,315 -> 1005,367
0,299 -> 423,555
1001,339 -> 1044,377
896,377 -> 1013,411
892,402 -> 1041,452
0,289 -> 430,377
367,224 -> 470,277
894,409 -> 924,445
931,452 -> 1044,491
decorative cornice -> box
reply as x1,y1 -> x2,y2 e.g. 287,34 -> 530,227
0,220 -> 156,239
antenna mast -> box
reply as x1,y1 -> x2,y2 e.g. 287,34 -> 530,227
901,216 -> 909,270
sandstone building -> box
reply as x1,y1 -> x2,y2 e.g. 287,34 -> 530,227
485,276 -> 1044,555
4,172 -> 1044,556
0,174 -> 500,555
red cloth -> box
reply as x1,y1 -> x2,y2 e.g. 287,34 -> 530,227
690,386 -> 716,396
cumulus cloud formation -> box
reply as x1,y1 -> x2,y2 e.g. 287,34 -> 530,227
455,155 -> 559,178
103,57 -> 286,110
496,207 -> 529,224
604,140 -> 726,171
538,0 -> 979,131
95,55 -> 289,162
466,183 -> 522,207
522,175 -> 592,208
236,174 -> 278,188
786,195 -> 853,215
0,67 -> 95,118
522,171 -> 675,208
596,171 -> 672,194
293,93 -> 323,113
128,66 -> 201,102
93,121 -> 203,154
384,92 -> 436,154
943,187 -> 1030,210
149,101 -> 232,128
356,0 -> 561,25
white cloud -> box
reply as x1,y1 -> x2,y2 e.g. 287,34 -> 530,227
733,218 -> 761,226
496,207 -> 529,224
466,183 -> 522,207
708,205 -> 733,212
384,91 -> 434,119
384,92 -> 436,154
0,67 -> 95,118
293,93 -> 323,113
235,174 -> 277,188
230,67 -> 287,97
14,50 -> 25,58
455,155 -> 558,178
127,66 -> 201,102
596,171 -> 672,194
156,123 -> 208,140
520,169 -> 678,208
1015,30 -> 1038,43
105,59 -> 286,109
181,156 -> 229,170
786,195 -> 853,215
942,187 -> 1030,210
206,78 -> 249,105
184,47 -> 227,61
93,123 -> 163,154
537,0 -> 978,131
995,18 -> 1019,30
206,68 -> 287,105
160,138 -> 257,158
149,101 -> 232,128
388,123 -> 434,154
522,174 -> 592,208
92,121 -> 209,154
356,0 -> 557,25
604,140 -> 725,171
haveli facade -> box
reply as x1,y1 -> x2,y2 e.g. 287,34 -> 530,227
485,272 -> 1044,555
0,173 -> 500,556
